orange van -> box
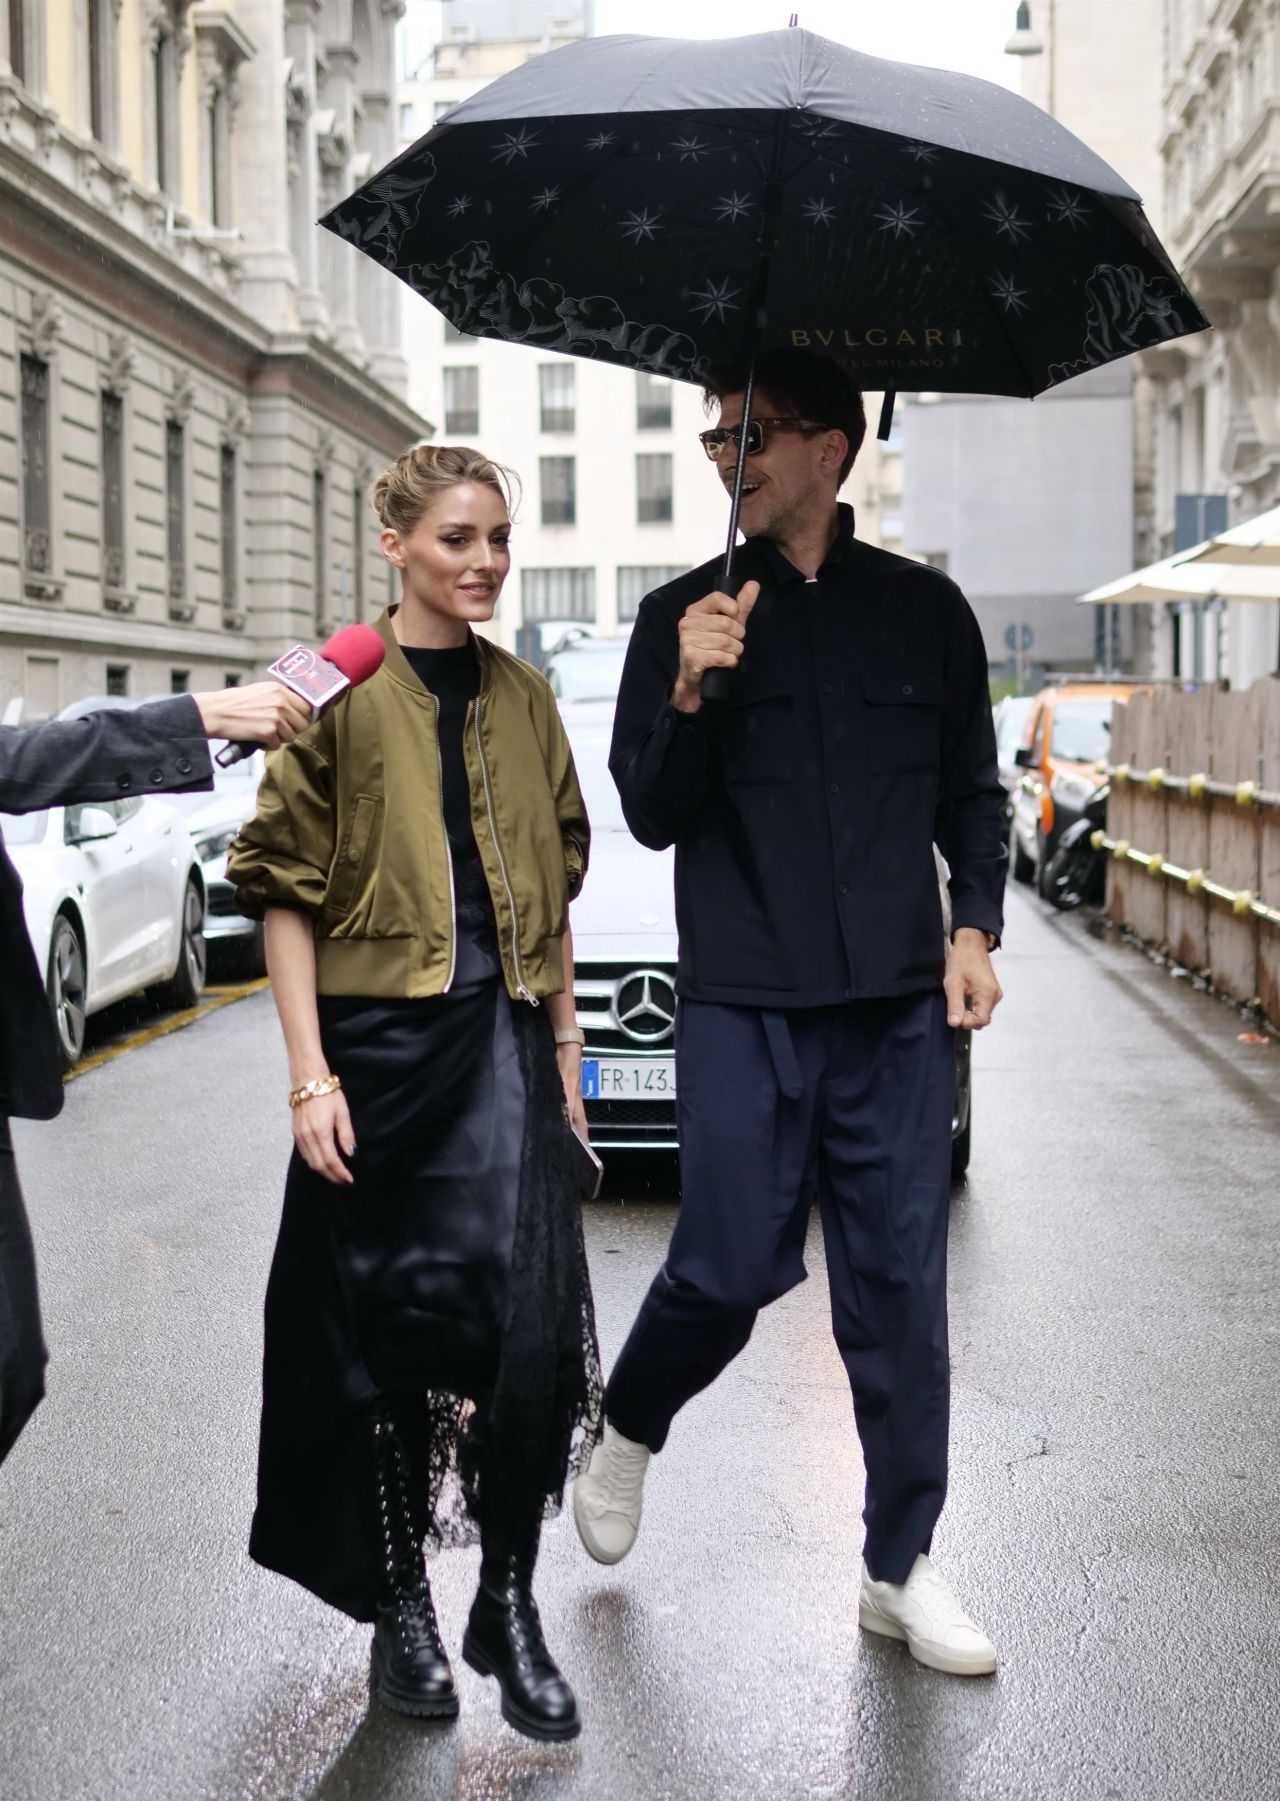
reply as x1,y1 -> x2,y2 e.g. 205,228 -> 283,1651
1009,682 -> 1140,894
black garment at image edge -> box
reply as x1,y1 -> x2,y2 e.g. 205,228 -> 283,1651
609,504 -> 1008,1010
402,639 -> 501,990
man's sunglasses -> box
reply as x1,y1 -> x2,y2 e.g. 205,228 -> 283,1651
698,417 -> 833,461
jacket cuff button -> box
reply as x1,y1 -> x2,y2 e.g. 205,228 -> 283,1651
117,774 -> 131,790
149,769 -> 164,785
177,758 -> 192,774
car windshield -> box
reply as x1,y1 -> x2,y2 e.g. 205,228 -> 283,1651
996,698 -> 1034,760
546,648 -> 629,703
1051,699 -> 1115,763
561,717 -> 627,830
0,810 -> 49,845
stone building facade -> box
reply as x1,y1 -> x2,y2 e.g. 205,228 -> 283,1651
1139,0 -> 1280,685
0,0 -> 426,720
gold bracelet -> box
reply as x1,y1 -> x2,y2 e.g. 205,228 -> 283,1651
288,1074 -> 342,1109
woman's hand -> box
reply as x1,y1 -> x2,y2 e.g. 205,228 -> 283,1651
556,1043 -> 589,1140
291,1084 -> 357,1185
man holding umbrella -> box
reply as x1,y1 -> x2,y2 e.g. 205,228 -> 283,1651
573,348 -> 1006,1678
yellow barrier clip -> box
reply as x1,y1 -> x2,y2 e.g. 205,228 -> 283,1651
1235,780 -> 1257,808
1147,767 -> 1165,790
1090,829 -> 1107,851
1147,854 -> 1165,878
1113,764 -> 1131,784
1112,839 -> 1131,861
1187,773 -> 1208,800
1186,869 -> 1204,895
1232,888 -> 1256,916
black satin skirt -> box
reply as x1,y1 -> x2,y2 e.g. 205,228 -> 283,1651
250,982 -> 602,1622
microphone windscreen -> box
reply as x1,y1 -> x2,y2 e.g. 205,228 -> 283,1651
319,623 -> 386,687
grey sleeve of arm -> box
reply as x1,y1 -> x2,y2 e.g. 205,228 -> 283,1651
0,697 -> 214,814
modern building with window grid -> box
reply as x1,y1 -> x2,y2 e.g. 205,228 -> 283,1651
0,0 -> 427,719
398,0 -> 905,655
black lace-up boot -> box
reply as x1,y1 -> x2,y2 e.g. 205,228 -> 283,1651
463,1517 -> 580,1741
369,1410 -> 459,1720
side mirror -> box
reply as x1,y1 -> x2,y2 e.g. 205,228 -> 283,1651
66,806 -> 118,846
1013,745 -> 1036,769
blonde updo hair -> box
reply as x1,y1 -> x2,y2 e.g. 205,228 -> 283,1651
372,443 -> 519,537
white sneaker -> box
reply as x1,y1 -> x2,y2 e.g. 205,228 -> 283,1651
858,1555 -> 997,1676
572,1422 -> 651,1565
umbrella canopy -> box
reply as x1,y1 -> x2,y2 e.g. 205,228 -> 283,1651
1083,554 -> 1280,605
322,28 -> 1208,398
1174,503 -> 1280,567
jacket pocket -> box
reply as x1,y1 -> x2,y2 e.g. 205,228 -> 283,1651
712,680 -> 795,786
860,672 -> 945,773
325,793 -> 381,917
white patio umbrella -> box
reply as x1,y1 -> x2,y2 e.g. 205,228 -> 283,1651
1175,503 -> 1280,567
1082,551 -> 1280,605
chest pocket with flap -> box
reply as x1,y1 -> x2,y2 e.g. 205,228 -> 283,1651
859,671 -> 945,774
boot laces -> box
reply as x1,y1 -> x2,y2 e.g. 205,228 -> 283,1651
602,1432 -> 648,1504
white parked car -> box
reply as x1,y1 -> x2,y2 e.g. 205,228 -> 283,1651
0,795 -> 207,1068
562,700 -> 974,1179
170,749 -> 267,975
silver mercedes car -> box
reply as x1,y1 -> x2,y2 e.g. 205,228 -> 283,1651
560,700 -> 974,1179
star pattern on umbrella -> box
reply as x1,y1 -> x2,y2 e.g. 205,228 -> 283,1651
991,273 -> 1030,317
797,116 -> 840,143
672,134 -> 710,163
530,185 -> 562,212
619,206 -> 664,243
446,194 -> 473,219
689,276 -> 741,322
900,141 -> 939,165
801,196 -> 836,227
713,191 -> 754,224
1046,186 -> 1090,229
982,195 -> 1032,243
584,130 -> 617,151
492,127 -> 540,164
874,200 -> 923,239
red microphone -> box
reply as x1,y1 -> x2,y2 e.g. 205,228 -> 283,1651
216,623 -> 386,766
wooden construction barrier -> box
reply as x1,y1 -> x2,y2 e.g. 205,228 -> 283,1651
1105,677 -> 1280,1026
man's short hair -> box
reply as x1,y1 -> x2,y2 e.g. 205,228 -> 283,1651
701,348 -> 867,485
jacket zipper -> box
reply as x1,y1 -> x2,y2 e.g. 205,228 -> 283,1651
431,693 -> 457,994
473,703 -> 536,1005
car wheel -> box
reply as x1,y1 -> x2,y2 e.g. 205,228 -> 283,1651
1035,828 -> 1057,900
154,875 -> 207,1011
47,912 -> 87,1071
950,1095 -> 972,1183
1009,818 -> 1035,884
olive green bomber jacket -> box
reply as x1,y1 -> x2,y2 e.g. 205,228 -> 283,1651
226,611 -> 590,1002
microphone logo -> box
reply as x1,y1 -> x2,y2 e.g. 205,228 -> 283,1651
267,645 -> 350,710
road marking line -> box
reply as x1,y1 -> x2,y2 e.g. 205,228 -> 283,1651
65,978 -> 270,1082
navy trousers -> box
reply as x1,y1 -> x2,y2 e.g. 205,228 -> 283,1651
605,991 -> 955,1584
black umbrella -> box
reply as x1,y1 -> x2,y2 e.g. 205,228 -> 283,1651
322,25 -> 1207,659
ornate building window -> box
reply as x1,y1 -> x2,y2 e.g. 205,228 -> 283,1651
148,1 -> 193,200
20,353 -> 51,580
8,0 -> 27,82
166,418 -> 187,611
195,10 -> 253,229
83,0 -> 121,151
220,443 -> 238,615
539,363 -> 575,434
314,468 -> 328,629
101,392 -> 126,597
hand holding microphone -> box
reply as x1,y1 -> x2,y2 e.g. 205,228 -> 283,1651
212,624 -> 387,767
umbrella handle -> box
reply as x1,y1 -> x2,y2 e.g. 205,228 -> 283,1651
701,351 -> 760,706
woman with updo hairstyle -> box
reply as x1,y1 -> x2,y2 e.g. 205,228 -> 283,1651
228,443 -> 601,1741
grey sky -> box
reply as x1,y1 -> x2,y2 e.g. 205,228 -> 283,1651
402,1 -> 1028,94
591,0 -> 1023,91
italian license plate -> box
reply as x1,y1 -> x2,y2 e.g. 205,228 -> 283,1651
582,1058 -> 677,1100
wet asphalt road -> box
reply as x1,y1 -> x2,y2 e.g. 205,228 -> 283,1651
2,885 -> 1278,1801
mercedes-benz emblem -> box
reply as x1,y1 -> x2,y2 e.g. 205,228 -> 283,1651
613,970 -> 677,1043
